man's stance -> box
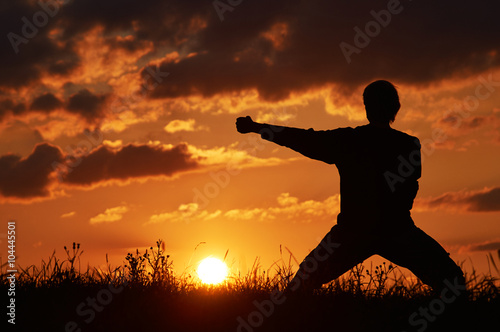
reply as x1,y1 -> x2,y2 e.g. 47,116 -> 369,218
236,80 -> 465,294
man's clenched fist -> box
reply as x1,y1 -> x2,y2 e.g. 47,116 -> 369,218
236,116 -> 257,134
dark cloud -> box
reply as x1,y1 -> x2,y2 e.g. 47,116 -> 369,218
439,115 -> 491,132
467,187 -> 500,212
58,0 -> 208,44
2,90 -> 107,123
468,241 -> 500,252
47,46 -> 80,75
67,89 -> 108,121
416,187 -> 500,212
0,1 -> 79,88
30,93 -> 63,111
0,99 -> 26,121
105,36 -> 150,53
0,143 -> 63,198
0,0 -> 203,91
143,0 -> 500,101
0,142 -> 200,200
63,143 -> 199,185
1,0 -> 500,116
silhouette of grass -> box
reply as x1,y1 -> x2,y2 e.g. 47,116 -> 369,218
1,239 -> 499,332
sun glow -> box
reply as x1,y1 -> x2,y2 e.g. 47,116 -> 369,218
197,257 -> 229,285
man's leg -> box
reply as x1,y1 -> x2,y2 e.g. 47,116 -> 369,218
377,226 -> 465,294
286,225 -> 373,294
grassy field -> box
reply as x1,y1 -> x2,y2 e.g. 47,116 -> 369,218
2,240 -> 499,332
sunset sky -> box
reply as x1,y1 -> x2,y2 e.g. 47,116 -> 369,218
1,0 -> 499,279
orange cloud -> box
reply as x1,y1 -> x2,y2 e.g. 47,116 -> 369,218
90,206 -> 129,225
187,143 -> 293,170
145,193 -> 340,225
261,22 -> 290,51
61,211 -> 76,218
146,203 -> 221,225
164,119 -> 208,133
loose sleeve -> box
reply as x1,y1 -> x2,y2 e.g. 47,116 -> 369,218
259,125 -> 352,164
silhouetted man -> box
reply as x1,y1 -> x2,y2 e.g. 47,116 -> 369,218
236,80 -> 465,294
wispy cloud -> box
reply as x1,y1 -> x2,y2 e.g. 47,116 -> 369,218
61,211 -> 76,218
468,240 -> 500,252
145,193 -> 340,225
164,119 -> 208,133
187,143 -> 294,170
457,239 -> 500,254
224,193 -> 340,223
432,112 -> 500,150
414,187 -> 500,213
146,203 -> 221,225
164,119 -> 196,133
90,206 -> 129,225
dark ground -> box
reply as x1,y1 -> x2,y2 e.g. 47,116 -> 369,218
6,284 -> 500,332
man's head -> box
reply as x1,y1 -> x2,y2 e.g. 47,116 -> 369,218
363,80 -> 400,124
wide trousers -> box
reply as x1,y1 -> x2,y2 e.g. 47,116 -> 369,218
288,224 -> 465,293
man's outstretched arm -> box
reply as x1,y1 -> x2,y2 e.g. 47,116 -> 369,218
236,116 -> 340,164
236,116 -> 269,135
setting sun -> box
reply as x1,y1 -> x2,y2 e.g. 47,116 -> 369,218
197,257 -> 229,285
